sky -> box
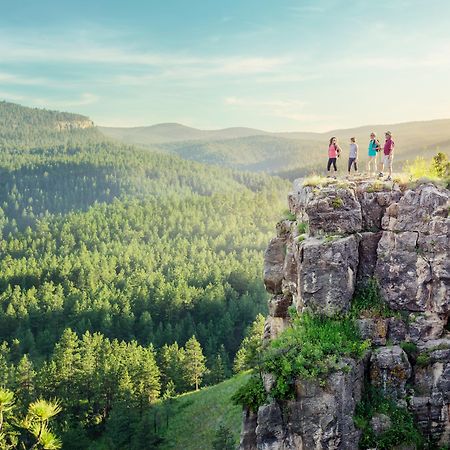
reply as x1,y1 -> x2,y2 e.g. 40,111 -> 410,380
1,0 -> 450,132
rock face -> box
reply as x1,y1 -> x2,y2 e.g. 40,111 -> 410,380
55,119 -> 94,131
241,179 -> 450,449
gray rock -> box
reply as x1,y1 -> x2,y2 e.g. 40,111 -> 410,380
387,317 -> 407,344
239,408 -> 258,450
268,294 -> 293,318
256,402 -> 284,450
370,346 -> 412,401
305,186 -> 363,236
356,187 -> 402,230
387,184 -> 449,233
370,413 -> 392,436
298,235 -> 359,316
408,313 -> 446,343
375,230 -> 450,314
288,358 -> 364,450
356,317 -> 388,346
264,236 -> 287,294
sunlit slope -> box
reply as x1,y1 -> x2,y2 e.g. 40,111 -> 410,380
156,373 -> 249,450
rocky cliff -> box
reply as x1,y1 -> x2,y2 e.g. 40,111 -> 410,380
55,119 -> 94,131
239,178 -> 449,449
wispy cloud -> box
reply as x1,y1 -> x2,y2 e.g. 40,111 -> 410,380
0,91 -> 99,108
0,72 -> 51,86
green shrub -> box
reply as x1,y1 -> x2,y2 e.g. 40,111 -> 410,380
400,341 -> 418,357
297,221 -> 308,234
351,279 -> 395,319
282,210 -> 296,221
264,313 -> 370,400
416,353 -> 430,367
231,375 -> 267,413
354,387 -> 423,449
331,197 -> 343,209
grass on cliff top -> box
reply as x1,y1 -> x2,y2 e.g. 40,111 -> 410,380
156,372 -> 250,450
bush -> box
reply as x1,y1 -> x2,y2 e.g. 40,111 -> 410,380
351,279 -> 394,319
231,375 -> 267,412
212,424 -> 235,450
297,221 -> 308,234
282,210 -> 296,221
264,313 -> 370,399
354,387 -> 423,449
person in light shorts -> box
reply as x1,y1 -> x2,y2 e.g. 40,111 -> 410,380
379,131 -> 395,181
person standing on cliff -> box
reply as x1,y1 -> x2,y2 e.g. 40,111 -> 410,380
367,132 -> 380,175
327,137 -> 341,178
348,137 -> 358,175
379,131 -> 395,180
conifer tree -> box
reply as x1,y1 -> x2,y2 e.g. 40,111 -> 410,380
183,336 -> 207,391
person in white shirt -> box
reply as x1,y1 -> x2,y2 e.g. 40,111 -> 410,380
348,137 -> 358,175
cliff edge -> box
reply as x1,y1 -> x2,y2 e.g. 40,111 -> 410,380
239,177 -> 449,450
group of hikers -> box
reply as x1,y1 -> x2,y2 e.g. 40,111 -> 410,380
327,131 -> 395,180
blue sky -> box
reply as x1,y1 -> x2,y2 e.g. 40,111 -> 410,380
1,0 -> 450,131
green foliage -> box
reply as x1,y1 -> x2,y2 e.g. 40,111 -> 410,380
282,210 -> 296,221
212,424 -> 235,450
231,374 -> 267,413
351,279 -> 394,319
433,152 -> 450,178
416,353 -> 431,367
400,341 -> 418,357
233,314 -> 265,373
0,101 -> 290,448
0,388 -> 62,450
354,387 -> 423,449
331,197 -> 344,209
297,221 -> 308,234
155,373 -> 249,450
183,336 -> 207,391
264,313 -> 370,400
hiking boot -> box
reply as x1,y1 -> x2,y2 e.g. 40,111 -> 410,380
386,176 -> 392,181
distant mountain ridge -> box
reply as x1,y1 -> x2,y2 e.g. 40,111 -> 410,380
98,122 -> 271,144
100,118 -> 450,177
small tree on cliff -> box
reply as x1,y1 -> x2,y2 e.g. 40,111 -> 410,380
233,313 -> 265,373
183,336 -> 207,391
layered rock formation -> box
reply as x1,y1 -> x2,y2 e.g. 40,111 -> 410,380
240,178 -> 449,449
55,119 -> 94,131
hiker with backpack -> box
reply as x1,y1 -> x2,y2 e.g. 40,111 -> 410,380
348,137 -> 358,175
379,131 -> 395,181
327,137 -> 341,177
367,132 -> 380,175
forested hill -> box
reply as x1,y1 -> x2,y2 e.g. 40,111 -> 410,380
0,101 -> 97,148
0,102 -> 288,449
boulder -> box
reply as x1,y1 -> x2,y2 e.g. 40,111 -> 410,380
356,317 -> 388,346
356,187 -> 402,230
387,184 -> 449,233
305,186 -> 362,236
264,236 -> 287,294
268,294 -> 292,318
370,346 -> 412,401
370,413 -> 392,436
376,230 -> 450,314
298,235 -> 359,316
239,408 -> 258,450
